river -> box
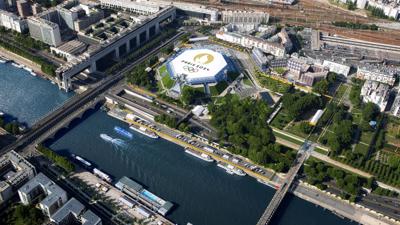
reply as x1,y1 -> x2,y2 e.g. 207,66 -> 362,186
47,109 -> 357,225
0,63 -> 72,127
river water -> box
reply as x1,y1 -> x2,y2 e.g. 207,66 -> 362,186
46,109 -> 357,225
0,63 -> 72,127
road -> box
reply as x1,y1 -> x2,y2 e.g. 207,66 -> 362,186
292,181 -> 398,225
119,85 -> 217,134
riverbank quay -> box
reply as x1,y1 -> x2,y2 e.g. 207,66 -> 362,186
72,171 -> 174,225
0,47 -> 56,82
292,181 -> 400,225
106,105 -> 281,188
106,103 -> 400,225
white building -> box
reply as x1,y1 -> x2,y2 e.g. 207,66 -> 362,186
356,66 -> 396,86
367,0 -> 400,19
0,9 -> 27,32
100,0 -> 160,15
322,60 -> 350,76
167,48 -> 228,85
360,80 -> 390,112
27,16 -> 62,46
221,10 -> 269,32
216,31 -> 286,57
390,93 -> 400,117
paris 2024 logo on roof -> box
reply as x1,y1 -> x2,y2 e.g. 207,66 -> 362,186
193,53 -> 214,65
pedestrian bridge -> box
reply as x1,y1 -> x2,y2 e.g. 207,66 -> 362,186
256,142 -> 311,225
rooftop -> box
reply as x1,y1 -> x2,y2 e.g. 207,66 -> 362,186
0,150 -> 35,187
81,209 -> 102,225
19,172 -> 66,208
51,198 -> 85,224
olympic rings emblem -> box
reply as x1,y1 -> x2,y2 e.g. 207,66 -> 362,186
183,65 -> 198,73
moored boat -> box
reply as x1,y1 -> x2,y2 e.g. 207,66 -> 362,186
218,162 -> 246,176
93,168 -> 112,183
184,147 -> 214,162
72,154 -> 92,168
23,66 -> 33,72
11,62 -> 23,68
129,125 -> 158,139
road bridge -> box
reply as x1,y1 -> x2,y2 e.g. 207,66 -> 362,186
256,142 -> 312,225
177,111 -> 193,125
0,32 -> 185,155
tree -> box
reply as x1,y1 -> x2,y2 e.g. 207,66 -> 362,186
282,92 -> 323,120
349,81 -> 362,107
181,87 -> 205,105
10,204 -> 45,225
313,80 -> 329,94
4,122 -> 19,135
388,154 -> 400,169
362,102 -> 380,122
208,95 -> 294,171
299,122 -> 313,134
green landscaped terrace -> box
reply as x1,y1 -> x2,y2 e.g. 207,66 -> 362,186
209,81 -> 228,96
158,64 -> 175,89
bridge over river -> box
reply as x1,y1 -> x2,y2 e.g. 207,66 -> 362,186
257,141 -> 313,225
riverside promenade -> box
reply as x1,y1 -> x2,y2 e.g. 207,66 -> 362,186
0,47 -> 53,80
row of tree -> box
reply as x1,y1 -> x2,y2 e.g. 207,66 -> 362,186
154,113 -> 191,132
331,21 -> 379,31
0,28 -> 49,50
0,37 -> 56,76
334,153 -> 400,187
0,116 -> 21,135
367,5 -> 390,19
37,144 -> 75,173
304,159 -> 371,201
126,62 -> 157,91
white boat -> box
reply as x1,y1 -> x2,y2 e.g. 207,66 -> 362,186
185,148 -> 214,162
72,154 -> 92,167
93,168 -> 112,183
0,111 -> 4,116
218,163 -> 246,176
100,133 -> 114,142
0,59 -> 5,63
23,66 -> 33,72
217,163 -> 234,175
129,125 -> 158,139
11,62 -> 23,68
233,168 -> 246,176
226,169 -> 235,175
226,164 -> 246,176
30,71 -> 37,76
51,81 -> 56,84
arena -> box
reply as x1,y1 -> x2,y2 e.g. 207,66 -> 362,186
167,49 -> 228,85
